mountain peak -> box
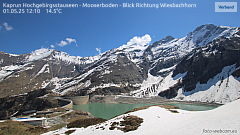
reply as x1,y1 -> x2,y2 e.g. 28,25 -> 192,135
160,35 -> 175,43
190,24 -> 238,46
193,24 -> 217,32
27,48 -> 54,61
152,35 -> 175,47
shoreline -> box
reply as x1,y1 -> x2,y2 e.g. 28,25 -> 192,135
89,95 -> 223,107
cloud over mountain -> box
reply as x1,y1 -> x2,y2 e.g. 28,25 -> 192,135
126,34 -> 151,46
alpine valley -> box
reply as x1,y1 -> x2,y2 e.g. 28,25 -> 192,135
1,24 -> 240,106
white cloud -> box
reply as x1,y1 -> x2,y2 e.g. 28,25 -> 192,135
57,40 -> 68,47
66,38 -> 76,44
126,34 -> 151,46
55,38 -> 78,47
96,48 -> 101,55
66,38 -> 78,47
3,22 -> 14,31
50,45 -> 55,48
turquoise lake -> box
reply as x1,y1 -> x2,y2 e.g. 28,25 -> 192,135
73,103 -> 218,120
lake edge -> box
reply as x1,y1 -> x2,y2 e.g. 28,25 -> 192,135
73,102 -> 219,120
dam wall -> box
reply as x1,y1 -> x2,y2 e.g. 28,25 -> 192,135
66,95 -> 89,105
60,98 -> 73,109
54,97 -> 73,109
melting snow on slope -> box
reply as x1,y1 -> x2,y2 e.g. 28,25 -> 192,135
0,65 -> 24,80
175,64 -> 240,104
0,70 -> 12,80
157,65 -> 176,73
37,64 -> 49,75
89,83 -> 127,94
131,71 -> 187,97
141,72 -> 162,88
0,63 -> 34,81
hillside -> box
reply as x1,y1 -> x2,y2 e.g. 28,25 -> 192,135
0,24 -> 239,104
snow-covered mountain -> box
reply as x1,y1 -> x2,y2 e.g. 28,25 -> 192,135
0,48 -> 100,97
0,24 -> 239,104
132,25 -> 240,104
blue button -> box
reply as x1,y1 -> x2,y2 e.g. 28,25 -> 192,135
215,2 -> 237,12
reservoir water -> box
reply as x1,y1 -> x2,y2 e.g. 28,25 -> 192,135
73,103 -> 218,120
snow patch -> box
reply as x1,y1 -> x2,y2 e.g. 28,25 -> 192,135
131,71 -> 187,97
9,54 -> 19,57
53,51 -> 100,65
158,65 -> 176,73
27,48 -> 54,61
37,64 -> 49,75
0,64 -> 29,81
88,83 -> 126,94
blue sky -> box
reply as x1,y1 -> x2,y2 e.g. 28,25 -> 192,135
0,0 -> 239,57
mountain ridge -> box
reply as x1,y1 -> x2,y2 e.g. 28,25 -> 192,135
0,24 -> 239,104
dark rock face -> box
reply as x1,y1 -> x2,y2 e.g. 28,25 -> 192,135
149,57 -> 181,77
172,36 -> 240,93
232,68 -> 240,78
158,80 -> 182,99
0,89 -> 58,119
0,52 -> 26,67
151,35 -> 175,47
144,36 -> 181,77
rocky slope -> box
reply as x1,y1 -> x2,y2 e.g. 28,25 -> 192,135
0,89 -> 58,119
0,24 -> 239,104
170,35 -> 240,103
0,49 -> 99,98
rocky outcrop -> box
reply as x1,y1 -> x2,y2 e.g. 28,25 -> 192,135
158,80 -> 183,99
171,36 -> 240,93
0,89 -> 58,119
0,49 -> 87,98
